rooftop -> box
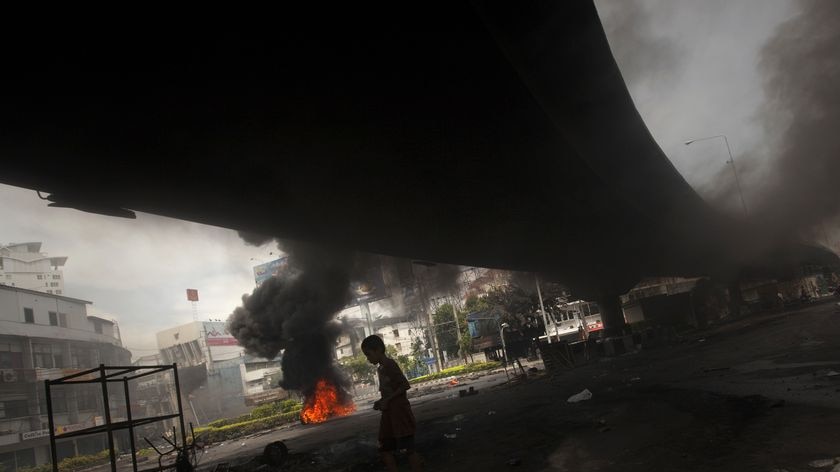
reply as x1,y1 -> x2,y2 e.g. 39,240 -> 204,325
0,283 -> 91,304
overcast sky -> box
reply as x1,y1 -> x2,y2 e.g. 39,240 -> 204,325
0,184 -> 276,357
2,0 -> 831,360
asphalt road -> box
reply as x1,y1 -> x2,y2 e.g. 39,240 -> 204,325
173,301 -> 840,471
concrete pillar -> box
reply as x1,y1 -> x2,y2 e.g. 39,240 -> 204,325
598,295 -> 627,338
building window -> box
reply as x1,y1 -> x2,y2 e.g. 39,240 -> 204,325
0,399 -> 29,419
393,329 -> 400,338
76,387 -> 99,411
50,282 -> 59,288
339,348 -> 344,355
53,275 -> 61,280
33,344 -> 56,368
23,308 -> 34,324
46,290 -> 53,294
93,320 -> 103,334
49,311 -> 58,326
59,313 -> 68,328
56,290 -> 62,295
395,342 -> 402,352
36,275 -> 43,280
0,342 -> 23,369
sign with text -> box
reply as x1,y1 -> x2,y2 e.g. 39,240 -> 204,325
186,289 -> 199,302
203,322 -> 238,346
22,429 -> 49,441
253,258 -> 290,287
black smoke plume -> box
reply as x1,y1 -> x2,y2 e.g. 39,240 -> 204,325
227,238 -> 356,398
750,0 -> 840,242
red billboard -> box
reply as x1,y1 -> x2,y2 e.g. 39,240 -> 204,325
186,289 -> 199,302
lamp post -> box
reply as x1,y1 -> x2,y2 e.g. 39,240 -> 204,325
535,275 -> 552,344
685,135 -> 748,217
499,322 -> 510,382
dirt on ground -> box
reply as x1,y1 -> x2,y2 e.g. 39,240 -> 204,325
199,300 -> 840,472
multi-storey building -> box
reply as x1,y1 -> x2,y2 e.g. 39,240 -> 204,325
0,243 -> 68,295
0,285 -> 130,471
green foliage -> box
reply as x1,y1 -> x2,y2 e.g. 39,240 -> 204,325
432,303 -> 468,358
409,361 -> 500,384
478,280 -> 569,331
206,413 -> 252,428
194,410 -> 301,443
464,295 -> 491,313
251,401 -> 281,419
340,352 -> 376,383
279,399 -> 301,413
18,465 -> 51,472
21,450 -> 113,472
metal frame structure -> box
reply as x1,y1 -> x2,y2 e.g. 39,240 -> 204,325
45,364 -> 188,472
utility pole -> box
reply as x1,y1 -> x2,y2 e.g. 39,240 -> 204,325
535,275 -> 552,344
359,300 -> 379,389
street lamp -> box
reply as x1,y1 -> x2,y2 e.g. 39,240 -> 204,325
684,135 -> 748,217
499,322 -> 510,382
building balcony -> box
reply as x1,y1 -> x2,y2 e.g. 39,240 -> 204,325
0,320 -> 122,346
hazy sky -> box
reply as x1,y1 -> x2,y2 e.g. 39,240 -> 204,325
595,0 -> 796,211
2,0 -> 830,359
0,184 -> 276,357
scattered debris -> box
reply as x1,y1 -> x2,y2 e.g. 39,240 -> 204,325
598,426 -> 611,433
826,370 -> 840,377
697,338 -> 706,343
240,442 -> 246,448
629,376 -> 641,382
506,458 -> 522,466
448,378 -> 459,386
459,386 -> 479,397
453,414 -> 465,422
444,434 -> 457,439
567,388 -> 593,403
808,458 -> 834,468
487,410 -> 497,415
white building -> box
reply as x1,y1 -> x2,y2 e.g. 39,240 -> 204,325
0,285 -> 130,472
334,319 -> 420,360
155,321 -> 285,418
0,243 -> 67,296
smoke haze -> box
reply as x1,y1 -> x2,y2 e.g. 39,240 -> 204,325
751,0 -> 840,239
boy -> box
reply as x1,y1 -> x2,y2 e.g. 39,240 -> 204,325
361,335 -> 422,472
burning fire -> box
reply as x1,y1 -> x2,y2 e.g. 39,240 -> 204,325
300,379 -> 356,424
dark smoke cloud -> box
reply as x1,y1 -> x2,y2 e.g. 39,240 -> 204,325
750,0 -> 840,239
237,231 -> 275,247
227,238 -> 356,397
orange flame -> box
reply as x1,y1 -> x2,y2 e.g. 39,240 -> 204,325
300,378 -> 356,424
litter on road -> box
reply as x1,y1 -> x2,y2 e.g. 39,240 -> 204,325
567,388 -> 593,403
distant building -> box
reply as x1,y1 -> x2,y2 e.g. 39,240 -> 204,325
0,285 -> 130,472
0,243 -> 67,295
155,321 -> 285,422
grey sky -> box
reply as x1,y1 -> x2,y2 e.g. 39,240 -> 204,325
0,184 -> 275,357
596,0 -> 796,211
2,1 -> 834,360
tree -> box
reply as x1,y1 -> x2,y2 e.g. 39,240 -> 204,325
432,303 -> 467,359
386,345 -> 423,379
339,353 -> 375,383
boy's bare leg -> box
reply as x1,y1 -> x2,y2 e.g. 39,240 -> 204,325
381,452 -> 398,472
408,451 -> 422,472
